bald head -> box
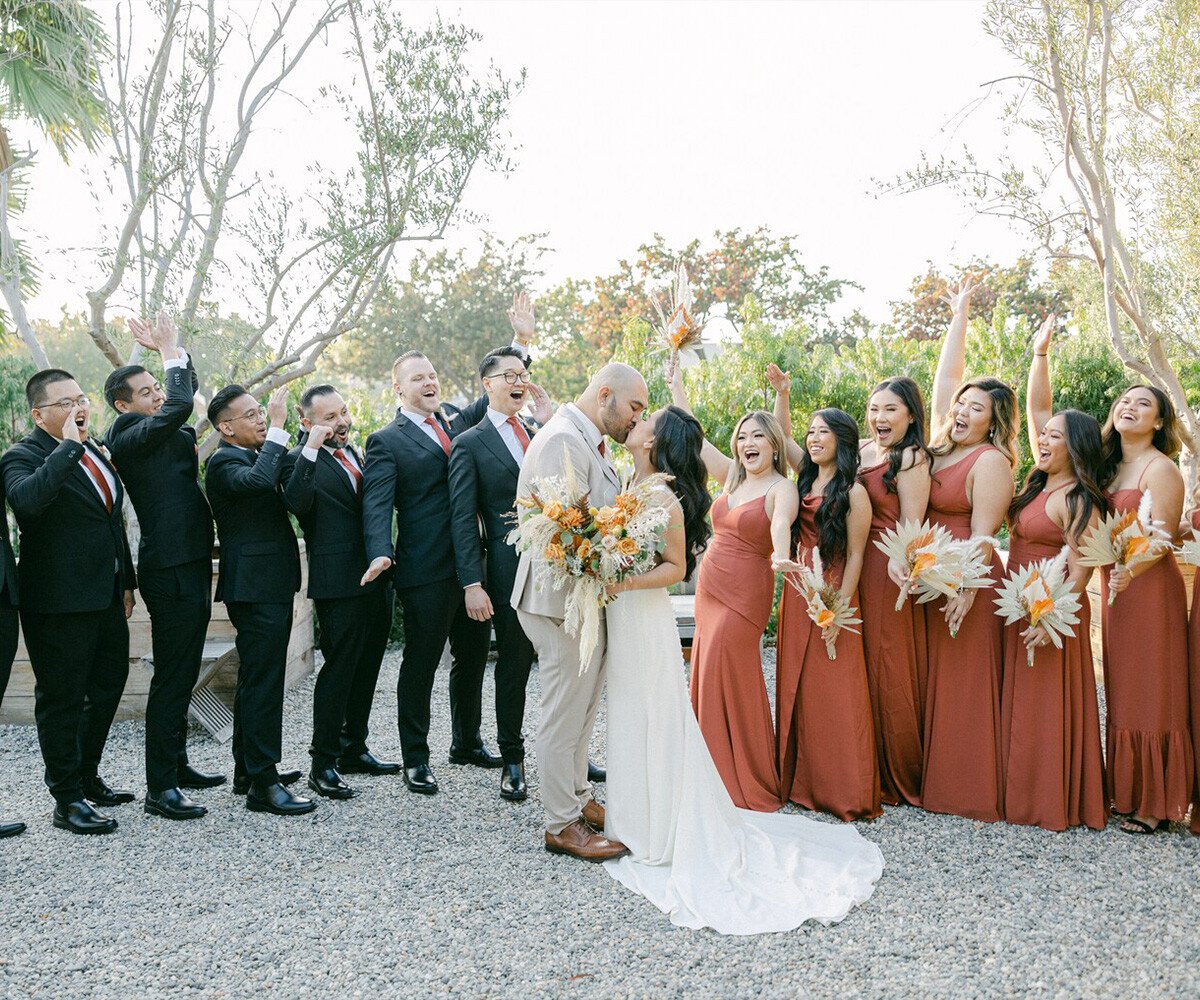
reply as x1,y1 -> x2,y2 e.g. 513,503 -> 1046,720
576,362 -> 648,444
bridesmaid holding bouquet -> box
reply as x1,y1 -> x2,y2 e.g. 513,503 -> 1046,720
670,368 -> 796,812
921,277 -> 1016,823
856,377 -> 932,807
772,408 -> 881,822
1000,316 -> 1107,831
1099,382 -> 1191,834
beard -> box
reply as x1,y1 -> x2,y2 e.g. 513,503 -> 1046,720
600,397 -> 631,443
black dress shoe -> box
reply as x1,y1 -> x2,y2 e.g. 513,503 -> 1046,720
52,800 -> 118,835
81,776 -> 135,807
403,763 -> 439,795
233,769 -> 301,796
337,750 -> 401,776
246,782 -> 317,816
500,762 -> 527,802
587,760 -> 606,784
144,788 -> 207,821
0,820 -> 26,839
448,745 -> 503,769
178,765 -> 226,789
308,767 -> 356,800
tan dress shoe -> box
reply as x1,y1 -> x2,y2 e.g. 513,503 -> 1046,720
544,820 -> 629,862
581,799 -> 605,831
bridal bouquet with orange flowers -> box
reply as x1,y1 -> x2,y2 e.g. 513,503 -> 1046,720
1078,490 -> 1173,606
509,444 -> 673,669
781,549 -> 862,660
993,547 -> 1082,667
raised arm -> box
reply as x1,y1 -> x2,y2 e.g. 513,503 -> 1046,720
109,314 -> 197,458
931,276 -> 981,432
669,362 -> 732,485
766,363 -> 804,473
1026,313 -> 1056,455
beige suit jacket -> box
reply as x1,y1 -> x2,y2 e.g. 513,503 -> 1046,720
510,405 -> 620,617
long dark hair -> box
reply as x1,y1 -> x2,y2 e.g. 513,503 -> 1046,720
796,408 -> 861,563
1009,409 -> 1109,543
869,377 -> 932,494
1099,383 -> 1182,487
931,376 -> 1020,469
650,405 -> 712,581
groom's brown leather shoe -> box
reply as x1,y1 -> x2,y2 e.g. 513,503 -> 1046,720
581,799 -> 605,831
544,820 -> 628,862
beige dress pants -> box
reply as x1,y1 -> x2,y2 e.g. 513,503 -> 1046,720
517,610 -> 606,834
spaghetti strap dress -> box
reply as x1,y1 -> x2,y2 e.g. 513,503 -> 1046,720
1000,486 -> 1107,831
689,493 -> 782,812
858,460 -> 926,806
921,445 -> 1005,823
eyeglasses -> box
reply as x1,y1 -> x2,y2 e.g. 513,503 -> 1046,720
487,370 -> 531,385
228,406 -> 266,423
36,396 -> 90,411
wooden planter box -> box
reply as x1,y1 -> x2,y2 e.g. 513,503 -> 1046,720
0,545 -> 314,726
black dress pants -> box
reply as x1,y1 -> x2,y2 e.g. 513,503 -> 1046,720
311,585 -> 392,768
490,597 -> 534,765
395,576 -> 490,766
0,605 -> 18,708
140,559 -> 213,793
21,595 -> 130,804
226,601 -> 292,785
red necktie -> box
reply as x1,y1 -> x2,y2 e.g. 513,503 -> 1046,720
425,416 -> 452,456
332,448 -> 362,494
81,451 -> 113,513
598,440 -> 606,458
506,416 -> 530,454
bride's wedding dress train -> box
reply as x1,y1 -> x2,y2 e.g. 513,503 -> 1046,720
603,587 -> 885,934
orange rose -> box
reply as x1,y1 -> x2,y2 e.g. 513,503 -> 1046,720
559,507 -> 585,529
615,493 -> 642,516
576,539 -> 593,560
616,536 -> 639,557
543,501 -> 564,521
544,542 -> 565,562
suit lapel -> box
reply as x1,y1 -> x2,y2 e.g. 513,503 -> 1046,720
479,420 -> 520,478
317,447 -> 359,502
32,428 -> 113,513
398,414 -> 447,462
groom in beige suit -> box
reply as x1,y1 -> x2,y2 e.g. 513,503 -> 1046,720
513,363 -> 647,861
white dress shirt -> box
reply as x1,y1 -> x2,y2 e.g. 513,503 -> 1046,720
301,442 -> 361,488
400,407 -> 445,447
487,407 -> 526,467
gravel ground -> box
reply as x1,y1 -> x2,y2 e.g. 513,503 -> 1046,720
2,648 -> 1199,999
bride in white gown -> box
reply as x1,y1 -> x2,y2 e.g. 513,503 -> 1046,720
601,404 -> 884,934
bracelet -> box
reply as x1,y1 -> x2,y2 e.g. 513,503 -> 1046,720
1034,353 -> 1048,357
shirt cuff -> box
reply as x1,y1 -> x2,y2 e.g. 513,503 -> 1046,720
301,447 -> 320,463
510,339 -> 530,358
163,350 -> 189,370
266,427 -> 290,447
463,582 -> 482,590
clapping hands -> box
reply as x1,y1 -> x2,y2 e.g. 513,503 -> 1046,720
128,311 -> 181,359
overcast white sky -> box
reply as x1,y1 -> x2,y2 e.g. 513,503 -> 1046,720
21,0 -> 1035,326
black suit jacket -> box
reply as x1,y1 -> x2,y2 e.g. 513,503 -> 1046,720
205,439 -> 301,604
104,356 -> 213,570
281,443 -> 379,601
362,397 -> 488,591
0,429 -> 136,614
0,478 -> 19,610
447,416 -> 533,602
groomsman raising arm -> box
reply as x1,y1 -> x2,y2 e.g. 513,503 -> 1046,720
448,344 -> 550,803
0,370 -> 137,835
281,384 -> 399,802
205,384 -> 312,817
104,313 -> 222,822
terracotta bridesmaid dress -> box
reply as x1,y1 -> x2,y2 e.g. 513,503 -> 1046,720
1189,510 -> 1200,835
775,494 -> 881,821
689,494 -> 782,812
858,460 -> 926,806
1101,479 -> 1193,824
999,486 -> 1107,831
921,445 -> 1005,822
